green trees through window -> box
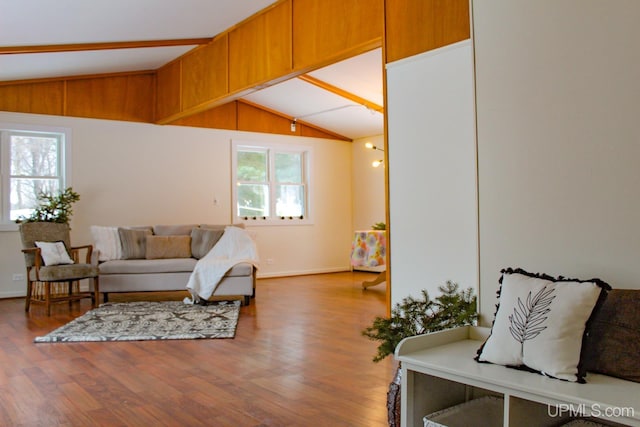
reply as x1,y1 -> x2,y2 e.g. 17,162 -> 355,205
234,142 -> 309,223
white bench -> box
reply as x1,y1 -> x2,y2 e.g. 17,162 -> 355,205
395,326 -> 640,427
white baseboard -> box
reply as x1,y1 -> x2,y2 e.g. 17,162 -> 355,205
0,290 -> 25,299
256,267 -> 351,279
0,281 -> 91,299
0,270 -> 355,299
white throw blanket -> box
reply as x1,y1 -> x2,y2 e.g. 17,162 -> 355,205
185,226 -> 259,303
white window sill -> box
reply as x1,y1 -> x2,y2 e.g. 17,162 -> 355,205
0,223 -> 19,232
234,218 -> 313,227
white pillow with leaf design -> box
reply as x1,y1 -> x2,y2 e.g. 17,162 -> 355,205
476,268 -> 609,382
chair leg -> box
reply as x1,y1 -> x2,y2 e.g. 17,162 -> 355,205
68,281 -> 73,308
92,276 -> 100,308
45,282 -> 51,316
25,280 -> 33,312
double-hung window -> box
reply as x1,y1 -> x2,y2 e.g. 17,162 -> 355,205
0,124 -> 70,229
232,140 -> 311,225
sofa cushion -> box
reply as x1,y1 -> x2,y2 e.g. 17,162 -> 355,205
146,235 -> 192,259
98,259 -> 252,277
191,228 -> 225,259
99,258 -> 197,274
153,224 -> 198,236
581,289 -> 640,383
118,228 -> 152,259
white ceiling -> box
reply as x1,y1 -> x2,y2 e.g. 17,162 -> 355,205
0,0 -> 383,140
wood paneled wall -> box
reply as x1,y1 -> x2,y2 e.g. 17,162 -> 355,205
155,60 -> 181,121
0,81 -> 64,115
0,73 -> 155,123
384,0 -> 470,63
171,102 -> 237,130
65,74 -> 155,122
292,0 -> 383,70
182,35 -> 228,111
229,1 -> 292,93
171,100 -> 349,141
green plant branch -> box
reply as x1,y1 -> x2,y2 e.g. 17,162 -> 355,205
15,187 -> 80,224
362,281 -> 477,362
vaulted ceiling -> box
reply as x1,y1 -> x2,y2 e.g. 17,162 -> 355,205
0,0 -> 384,139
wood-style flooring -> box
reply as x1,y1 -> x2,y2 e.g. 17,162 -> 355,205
0,272 -> 395,426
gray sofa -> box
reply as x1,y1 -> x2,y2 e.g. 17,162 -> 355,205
91,223 -> 257,305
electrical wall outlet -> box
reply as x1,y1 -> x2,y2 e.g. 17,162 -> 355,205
266,258 -> 274,265
12,273 -> 24,281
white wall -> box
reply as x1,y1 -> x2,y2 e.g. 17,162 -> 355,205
0,111 -> 354,297
351,134 -> 386,232
386,41 -> 478,306
474,0 -> 640,323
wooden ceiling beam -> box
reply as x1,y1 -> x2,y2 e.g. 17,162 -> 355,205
0,38 -> 211,55
297,74 -> 384,113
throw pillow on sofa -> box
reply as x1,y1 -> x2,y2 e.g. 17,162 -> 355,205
118,227 -> 152,259
90,225 -> 122,261
191,228 -> 225,259
153,224 -> 198,236
146,235 -> 192,259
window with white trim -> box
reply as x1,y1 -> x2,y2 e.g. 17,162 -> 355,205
232,140 -> 311,225
0,124 -> 70,227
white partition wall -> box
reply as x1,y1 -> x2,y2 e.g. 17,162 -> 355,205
386,41 -> 478,306
473,0 -> 640,323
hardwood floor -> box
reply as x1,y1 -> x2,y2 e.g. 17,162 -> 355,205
0,272 -> 395,426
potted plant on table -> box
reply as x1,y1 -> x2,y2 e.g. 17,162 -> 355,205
362,281 -> 477,427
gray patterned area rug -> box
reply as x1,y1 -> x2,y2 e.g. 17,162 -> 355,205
34,300 -> 240,343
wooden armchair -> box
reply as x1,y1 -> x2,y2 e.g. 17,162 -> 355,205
19,222 -> 99,315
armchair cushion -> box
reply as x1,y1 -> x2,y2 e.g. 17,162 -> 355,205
35,241 -> 74,266
29,263 -> 98,282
